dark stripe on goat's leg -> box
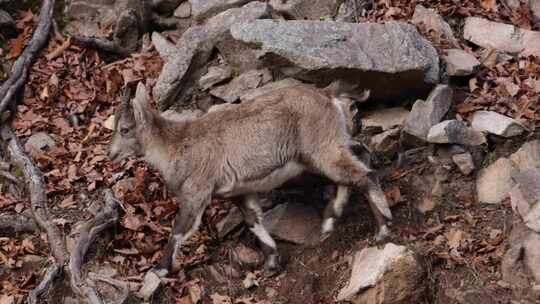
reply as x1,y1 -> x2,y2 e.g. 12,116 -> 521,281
237,194 -> 280,273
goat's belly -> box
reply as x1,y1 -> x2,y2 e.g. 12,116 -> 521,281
215,161 -> 305,197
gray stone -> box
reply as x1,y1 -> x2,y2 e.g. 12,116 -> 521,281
24,132 -> 56,156
510,140 -> 540,172
151,32 -> 177,62
233,244 -> 263,267
240,78 -> 302,102
476,158 -> 518,204
199,66 -> 233,90
138,271 -> 161,300
215,206 -> 244,238
362,107 -> 409,132
337,243 -> 425,303
402,85 -> 453,141
369,128 -> 400,156
452,152 -> 475,175
531,0 -> 540,21
263,203 -> 321,245
191,0 -> 254,21
230,20 -> 439,101
443,49 -> 480,76
412,5 -> 458,46
210,69 -> 272,103
471,111 -> 526,138
464,17 -> 540,57
427,120 -> 486,146
174,1 -> 191,18
0,9 -> 14,28
269,0 -> 340,20
153,2 -> 271,109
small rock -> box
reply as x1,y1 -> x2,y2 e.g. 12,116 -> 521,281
471,111 -> 526,138
452,152 -> 475,175
210,69 -> 272,103
240,78 -> 302,103
242,272 -> 259,289
464,17 -> 540,57
174,1 -> 191,18
233,244 -> 263,267
191,0 -> 253,21
151,32 -> 177,62
337,243 -> 425,303
362,107 -> 410,132
199,66 -> 233,90
531,0 -> 540,21
443,49 -> 481,76
427,120 -> 486,146
104,115 -> 115,130
510,140 -> 540,172
162,109 -> 204,122
490,229 -> 503,240
402,85 -> 453,142
369,128 -> 400,156
269,0 -> 341,20
476,158 -> 518,204
138,271 -> 162,300
412,5 -> 458,46
24,132 -> 56,156
263,203 -> 321,245
416,198 -> 436,213
215,206 -> 244,238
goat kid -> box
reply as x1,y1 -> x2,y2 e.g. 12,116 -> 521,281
108,82 -> 392,279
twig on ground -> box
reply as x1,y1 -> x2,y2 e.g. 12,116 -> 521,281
0,0 -> 56,117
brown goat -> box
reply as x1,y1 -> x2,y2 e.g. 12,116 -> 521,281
108,82 -> 392,280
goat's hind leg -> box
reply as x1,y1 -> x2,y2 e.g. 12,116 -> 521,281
321,185 -> 350,238
236,194 -> 281,275
313,146 -> 392,241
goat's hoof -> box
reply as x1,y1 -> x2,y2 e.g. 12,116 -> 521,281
374,225 -> 391,242
263,254 -> 282,277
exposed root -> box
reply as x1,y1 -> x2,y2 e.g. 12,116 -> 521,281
89,274 -> 130,304
0,0 -> 55,117
0,214 -> 38,234
69,189 -> 120,304
71,36 -> 131,57
28,264 -> 63,304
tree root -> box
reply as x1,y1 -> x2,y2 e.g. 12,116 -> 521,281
0,214 -> 38,234
1,125 -> 127,303
71,36 -> 131,57
0,0 -> 55,117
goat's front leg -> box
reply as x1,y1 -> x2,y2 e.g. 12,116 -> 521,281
236,194 -> 281,275
139,189 -> 210,300
321,185 -> 350,238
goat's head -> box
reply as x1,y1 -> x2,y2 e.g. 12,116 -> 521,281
108,82 -> 153,162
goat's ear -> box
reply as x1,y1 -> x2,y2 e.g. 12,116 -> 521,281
132,82 -> 152,126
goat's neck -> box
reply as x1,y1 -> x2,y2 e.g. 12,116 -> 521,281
138,116 -> 187,174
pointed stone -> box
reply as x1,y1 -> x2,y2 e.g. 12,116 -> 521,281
471,111 -> 526,138
443,49 -> 480,76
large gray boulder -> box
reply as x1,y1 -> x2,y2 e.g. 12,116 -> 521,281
230,20 -> 439,101
153,2 -> 272,109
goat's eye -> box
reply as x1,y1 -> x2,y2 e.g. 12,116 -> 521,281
120,128 -> 129,135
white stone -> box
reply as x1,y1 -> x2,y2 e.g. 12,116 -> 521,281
427,120 -> 486,146
24,132 -> 56,155
412,5 -> 458,46
476,158 -> 518,204
464,17 -> 540,57
362,107 -> 410,131
443,49 -> 480,76
138,271 -> 161,300
471,111 -> 526,138
174,1 -> 191,18
510,140 -> 540,171
452,152 -> 475,175
104,115 -> 115,130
